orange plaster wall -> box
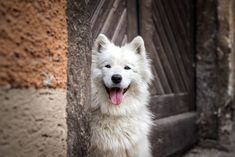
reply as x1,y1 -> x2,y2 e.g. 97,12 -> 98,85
0,0 -> 68,88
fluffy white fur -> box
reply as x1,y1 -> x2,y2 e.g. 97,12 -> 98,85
90,34 -> 153,157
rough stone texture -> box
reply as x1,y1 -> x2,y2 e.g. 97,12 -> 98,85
196,0 -> 235,152
196,0 -> 219,139
230,0 -> 235,150
66,0 -> 91,156
216,0 -> 235,150
0,0 -> 67,88
0,88 -> 67,157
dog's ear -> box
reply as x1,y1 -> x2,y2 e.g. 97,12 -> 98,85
129,36 -> 145,56
130,36 -> 153,83
94,34 -> 110,53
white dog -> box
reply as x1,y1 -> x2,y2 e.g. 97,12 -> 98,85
90,34 -> 153,157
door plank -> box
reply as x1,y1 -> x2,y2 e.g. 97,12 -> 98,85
139,0 -> 173,95
102,0 -> 126,39
152,1 -> 185,92
127,0 -> 138,41
151,112 -> 197,157
150,93 -> 194,120
111,8 -> 127,45
157,0 -> 190,91
91,0 -> 115,39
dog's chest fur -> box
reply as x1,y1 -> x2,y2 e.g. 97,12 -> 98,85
90,109 -> 151,155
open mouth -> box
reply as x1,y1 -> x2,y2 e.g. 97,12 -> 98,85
104,85 -> 129,105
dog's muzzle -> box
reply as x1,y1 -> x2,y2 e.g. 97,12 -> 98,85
104,85 -> 129,105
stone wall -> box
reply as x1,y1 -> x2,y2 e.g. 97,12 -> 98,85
66,0 -> 91,156
217,0 -> 235,149
0,0 -> 67,88
0,88 -> 67,157
231,0 -> 235,150
0,1 -> 68,156
196,0 -> 219,140
196,0 -> 235,151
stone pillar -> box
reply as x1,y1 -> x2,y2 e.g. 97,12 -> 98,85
231,0 -> 235,149
66,0 -> 91,156
196,0 -> 219,140
196,0 -> 235,151
217,0 -> 235,150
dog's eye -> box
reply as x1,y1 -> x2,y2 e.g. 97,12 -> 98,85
124,66 -> 131,70
105,64 -> 111,68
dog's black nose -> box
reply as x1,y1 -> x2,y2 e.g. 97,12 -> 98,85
111,74 -> 122,84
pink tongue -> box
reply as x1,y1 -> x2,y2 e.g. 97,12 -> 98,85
109,89 -> 123,105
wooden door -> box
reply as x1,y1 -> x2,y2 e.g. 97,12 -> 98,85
89,0 -> 197,156
139,0 -> 197,156
89,0 -> 138,44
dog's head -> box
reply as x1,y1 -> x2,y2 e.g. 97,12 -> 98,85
92,34 -> 153,110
